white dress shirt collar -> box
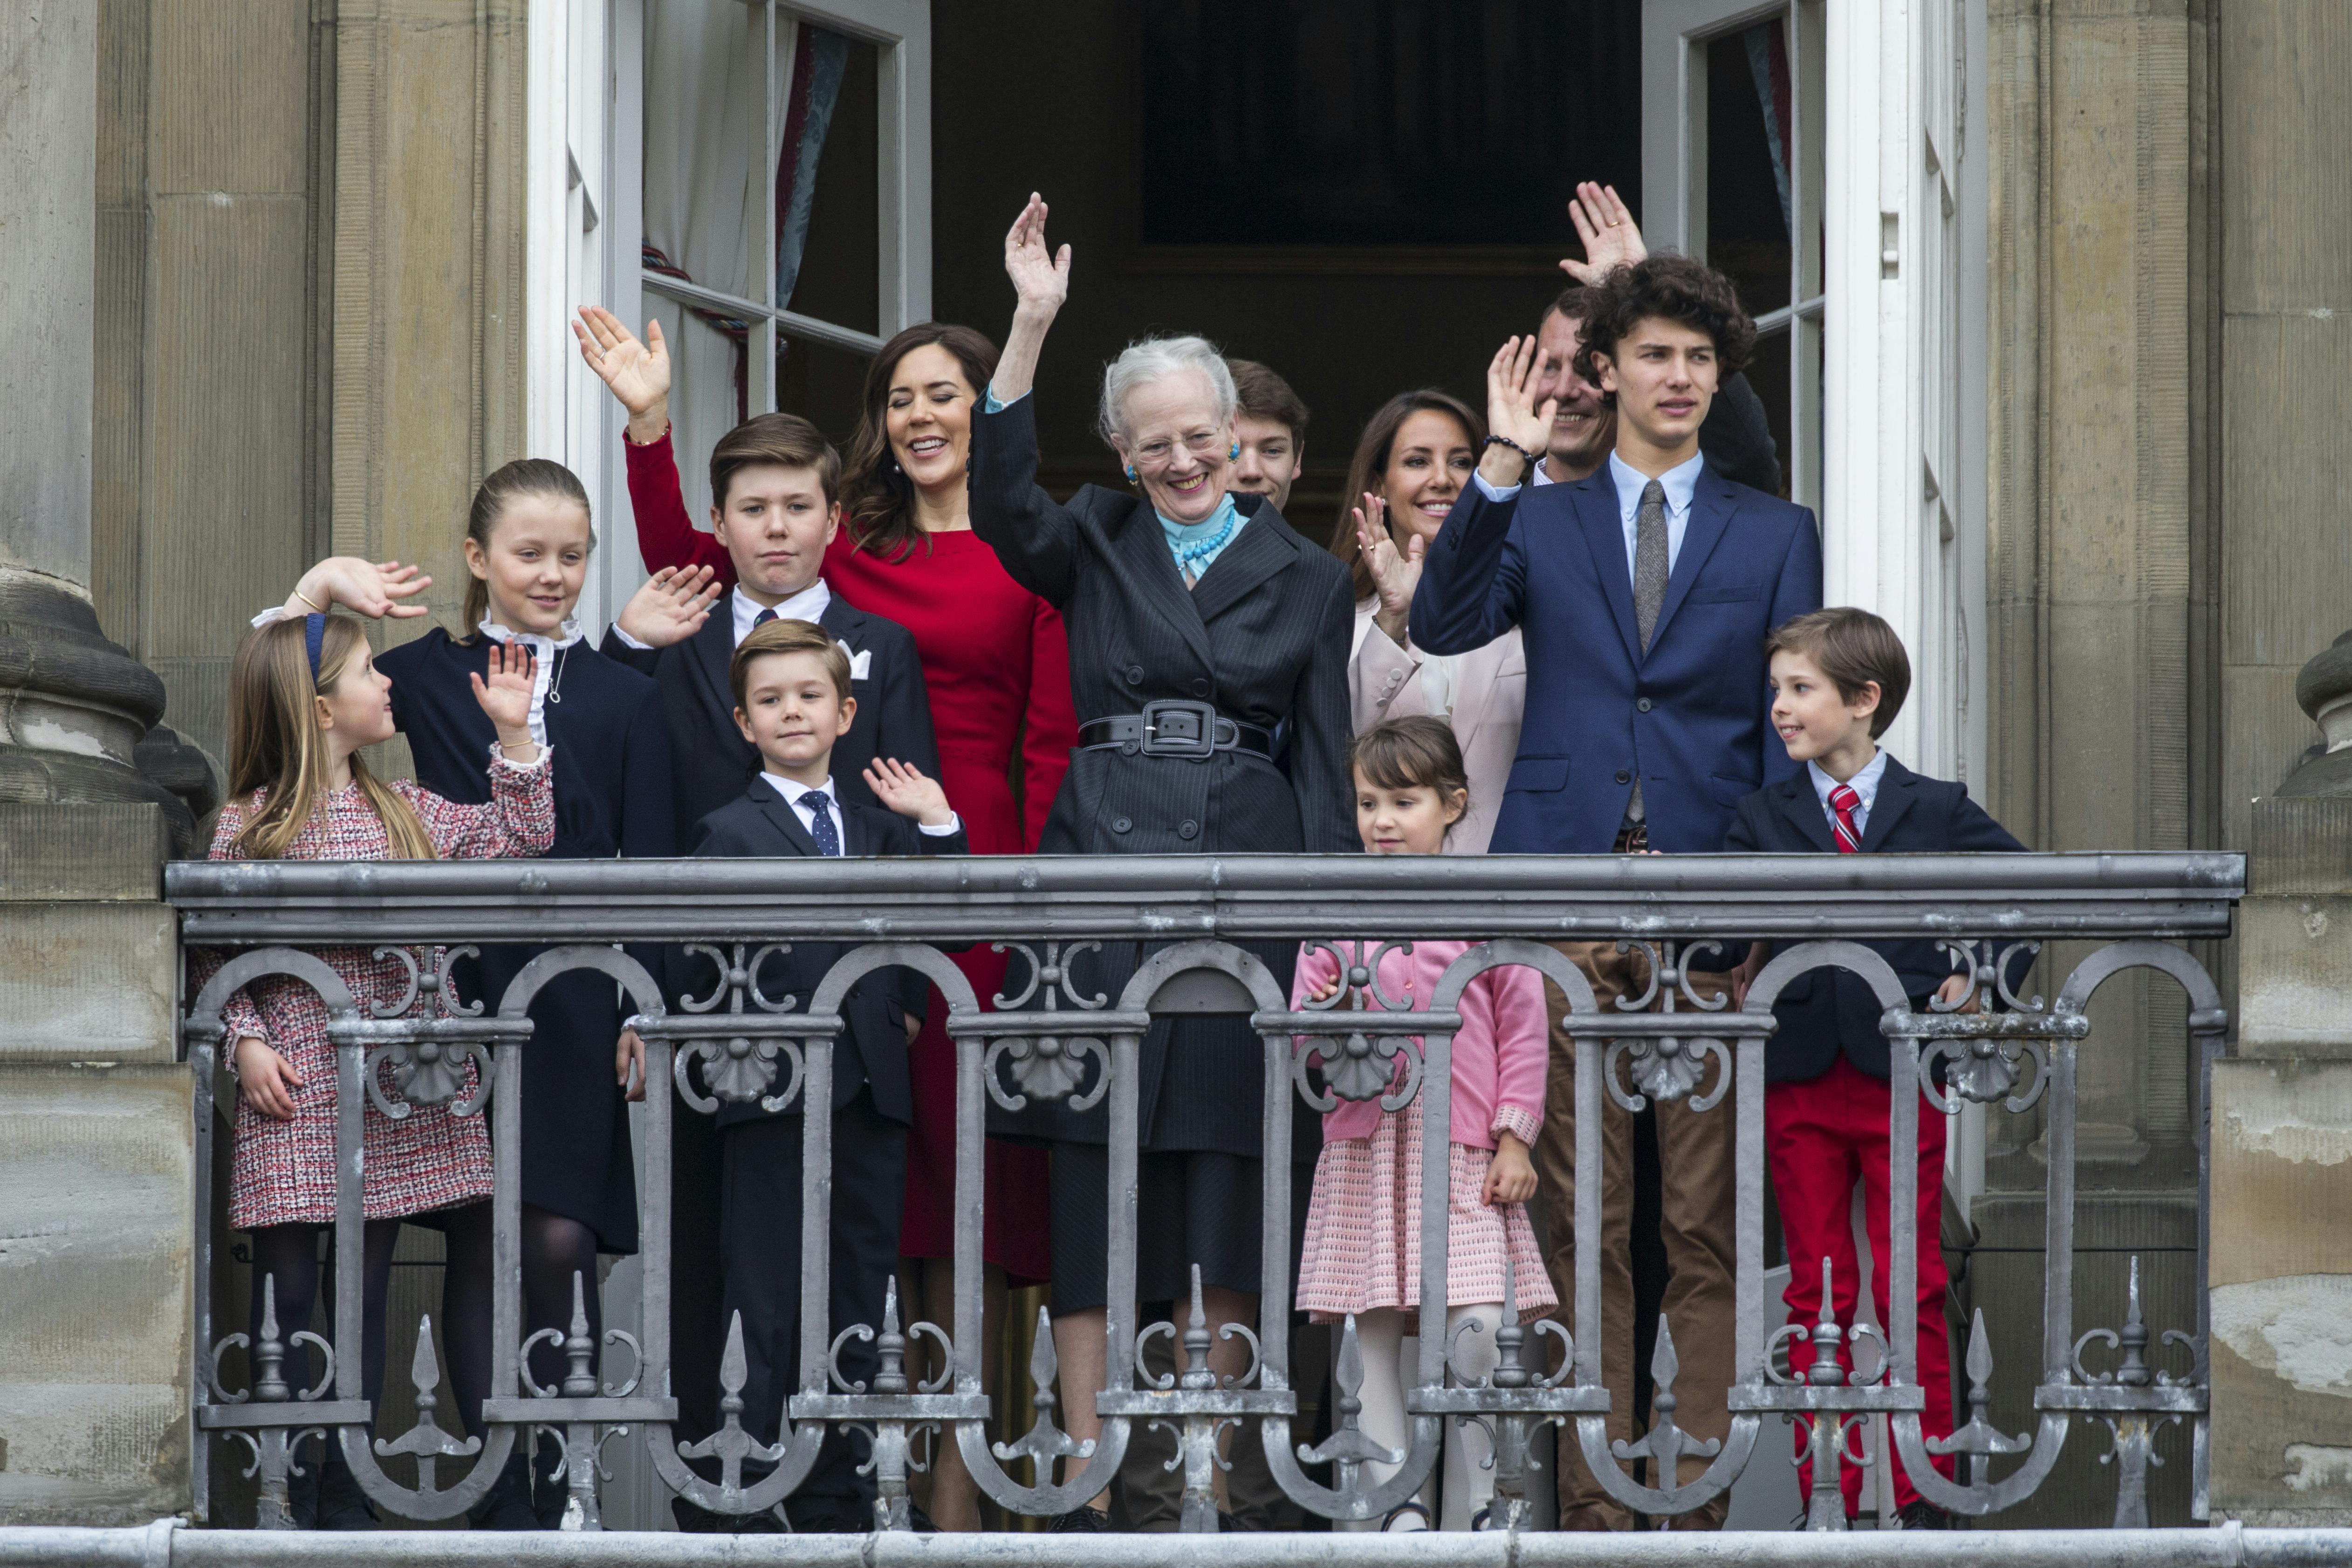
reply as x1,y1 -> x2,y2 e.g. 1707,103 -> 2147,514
733,580 -> 831,648
1808,748 -> 1892,838
1606,449 -> 1705,522
760,771 -> 842,852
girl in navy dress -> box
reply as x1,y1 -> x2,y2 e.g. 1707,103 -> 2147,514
278,461 -> 686,1527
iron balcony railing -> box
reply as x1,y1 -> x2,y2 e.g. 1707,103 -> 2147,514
165,851 -> 2242,1538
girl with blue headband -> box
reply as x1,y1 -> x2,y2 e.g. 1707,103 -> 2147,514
193,610 -> 551,1527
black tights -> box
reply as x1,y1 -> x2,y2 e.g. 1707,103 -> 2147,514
247,1203 -> 596,1462
246,1202 -> 497,1447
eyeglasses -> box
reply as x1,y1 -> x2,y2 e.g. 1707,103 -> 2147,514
1130,429 -> 1227,469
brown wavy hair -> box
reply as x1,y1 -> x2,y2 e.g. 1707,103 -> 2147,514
1328,389 -> 1484,603
226,614 -> 435,862
840,322 -> 1001,561
1571,254 -> 1758,403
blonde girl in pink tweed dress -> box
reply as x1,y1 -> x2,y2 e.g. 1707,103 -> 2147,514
191,606 -> 553,1526
1293,717 -> 1553,1532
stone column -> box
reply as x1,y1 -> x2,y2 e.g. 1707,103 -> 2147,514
2214,639 -> 2352,1522
0,0 -> 196,1527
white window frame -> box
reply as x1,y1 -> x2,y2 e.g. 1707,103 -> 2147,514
528,0 -> 932,631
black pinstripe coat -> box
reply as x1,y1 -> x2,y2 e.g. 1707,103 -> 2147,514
970,394 -> 1356,1155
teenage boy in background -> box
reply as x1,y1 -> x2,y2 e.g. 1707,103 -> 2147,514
671,617 -> 966,1533
1226,357 -> 1311,517
1413,253 -> 1822,1531
1725,607 -> 2027,1530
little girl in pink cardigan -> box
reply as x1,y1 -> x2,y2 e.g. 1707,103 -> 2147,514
1293,717 -> 1553,1532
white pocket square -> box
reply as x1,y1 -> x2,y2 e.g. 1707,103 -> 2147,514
840,642 -> 872,680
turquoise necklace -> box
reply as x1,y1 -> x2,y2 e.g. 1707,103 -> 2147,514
1169,513 -> 1236,575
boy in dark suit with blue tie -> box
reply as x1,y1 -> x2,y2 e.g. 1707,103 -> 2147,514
671,617 -> 965,1532
1724,607 -> 2026,1528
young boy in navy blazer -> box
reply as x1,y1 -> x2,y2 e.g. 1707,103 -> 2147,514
599,413 -> 941,1511
1724,607 -> 2026,1529
669,618 -> 965,1533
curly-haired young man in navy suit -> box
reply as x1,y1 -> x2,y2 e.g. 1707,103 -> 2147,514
1413,254 -> 1822,1530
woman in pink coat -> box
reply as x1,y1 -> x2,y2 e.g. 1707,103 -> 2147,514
1293,717 -> 1554,1532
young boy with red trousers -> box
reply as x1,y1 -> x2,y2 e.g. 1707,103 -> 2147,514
1725,607 -> 2027,1528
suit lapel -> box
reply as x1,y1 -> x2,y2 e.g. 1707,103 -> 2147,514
690,609 -> 738,723
1568,478 -> 1642,666
1188,500 -> 1300,626
1110,493 -> 1217,674
752,783 -> 823,857
1645,472 -> 1736,657
1774,774 -> 1840,852
1858,757 -> 1920,851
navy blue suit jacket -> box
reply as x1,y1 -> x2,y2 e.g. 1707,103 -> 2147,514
669,781 -> 967,1130
601,596 -> 939,853
1723,755 -> 2030,1082
1410,463 -> 1822,854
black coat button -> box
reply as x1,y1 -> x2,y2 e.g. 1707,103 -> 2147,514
1636,697 -> 1653,712
1614,769 -> 1632,785
1126,665 -> 1145,685
1178,820 -> 1199,840
1190,678 -> 1209,698
1112,816 -> 1133,834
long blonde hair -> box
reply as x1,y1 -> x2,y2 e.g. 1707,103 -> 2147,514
225,615 -> 436,861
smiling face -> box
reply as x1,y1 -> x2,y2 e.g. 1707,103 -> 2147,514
1112,369 -> 1234,526
465,494 -> 592,636
713,464 -> 840,603
1230,413 -> 1303,513
1378,409 -> 1477,550
1768,647 -> 1880,774
315,644 -> 398,754
1536,308 -> 1612,478
1593,315 -> 1719,460
1355,768 -> 1467,856
733,648 -> 858,784
885,342 -> 977,496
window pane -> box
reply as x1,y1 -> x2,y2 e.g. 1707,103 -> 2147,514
780,31 -> 879,338
1137,0 -> 1642,246
1704,20 -> 1792,318
1745,326 -> 1792,501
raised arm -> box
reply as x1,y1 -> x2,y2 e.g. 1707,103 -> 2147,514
966,196 -> 1086,604
987,193 -> 1070,406
1411,338 -> 1547,654
576,306 -> 733,581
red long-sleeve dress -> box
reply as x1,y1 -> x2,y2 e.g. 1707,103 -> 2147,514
624,431 -> 1072,1281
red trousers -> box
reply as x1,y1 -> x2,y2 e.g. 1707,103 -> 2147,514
1765,1055 -> 1954,1513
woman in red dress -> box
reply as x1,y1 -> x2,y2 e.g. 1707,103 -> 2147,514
576,308 -> 1075,1531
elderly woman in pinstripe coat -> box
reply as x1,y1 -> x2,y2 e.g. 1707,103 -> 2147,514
970,193 -> 1355,1529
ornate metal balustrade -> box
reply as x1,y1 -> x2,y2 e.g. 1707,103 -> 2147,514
167,851 -> 2241,1536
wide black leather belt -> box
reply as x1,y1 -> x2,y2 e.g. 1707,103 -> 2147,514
1078,699 -> 1274,760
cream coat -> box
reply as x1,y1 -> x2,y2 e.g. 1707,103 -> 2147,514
1348,600 -> 1525,855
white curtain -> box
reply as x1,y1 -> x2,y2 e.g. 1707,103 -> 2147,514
641,0 -> 795,523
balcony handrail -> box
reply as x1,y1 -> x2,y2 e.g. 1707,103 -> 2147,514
166,850 -> 2245,945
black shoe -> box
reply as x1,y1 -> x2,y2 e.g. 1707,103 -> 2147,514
285,1448 -> 322,1530
1898,1500 -> 1954,1530
906,1501 -> 938,1534
1049,1505 -> 1110,1533
315,1458 -> 379,1530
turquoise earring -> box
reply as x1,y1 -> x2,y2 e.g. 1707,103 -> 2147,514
1125,465 -> 1139,485
1228,442 -> 1241,460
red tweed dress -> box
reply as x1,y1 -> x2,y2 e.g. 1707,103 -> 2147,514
195,754 -> 555,1231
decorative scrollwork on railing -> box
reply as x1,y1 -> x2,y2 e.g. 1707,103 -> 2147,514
991,1304 -> 1093,1476
668,942 -> 805,1114
676,1312 -> 788,1498
1915,938 -> 2056,1113
371,1315 -> 482,1495
983,940 -> 1113,1112
1610,1315 -> 1722,1480
1296,1311 -> 1406,1485
1602,940 -> 1733,1112
356,945 -> 494,1117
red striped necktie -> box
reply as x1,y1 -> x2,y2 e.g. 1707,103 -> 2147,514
1828,783 -> 1863,854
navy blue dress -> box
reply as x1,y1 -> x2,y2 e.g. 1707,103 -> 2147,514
379,628 -> 674,1253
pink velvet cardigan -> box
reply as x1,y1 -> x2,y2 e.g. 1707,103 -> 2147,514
1290,939 -> 1548,1149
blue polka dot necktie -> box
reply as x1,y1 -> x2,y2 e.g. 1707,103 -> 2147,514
804,791 -> 841,857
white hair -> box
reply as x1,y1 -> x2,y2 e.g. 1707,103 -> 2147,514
1096,335 -> 1237,449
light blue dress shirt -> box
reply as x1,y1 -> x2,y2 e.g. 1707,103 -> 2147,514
1470,449 -> 1706,579
1808,748 -> 1891,840
985,382 -> 1248,578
